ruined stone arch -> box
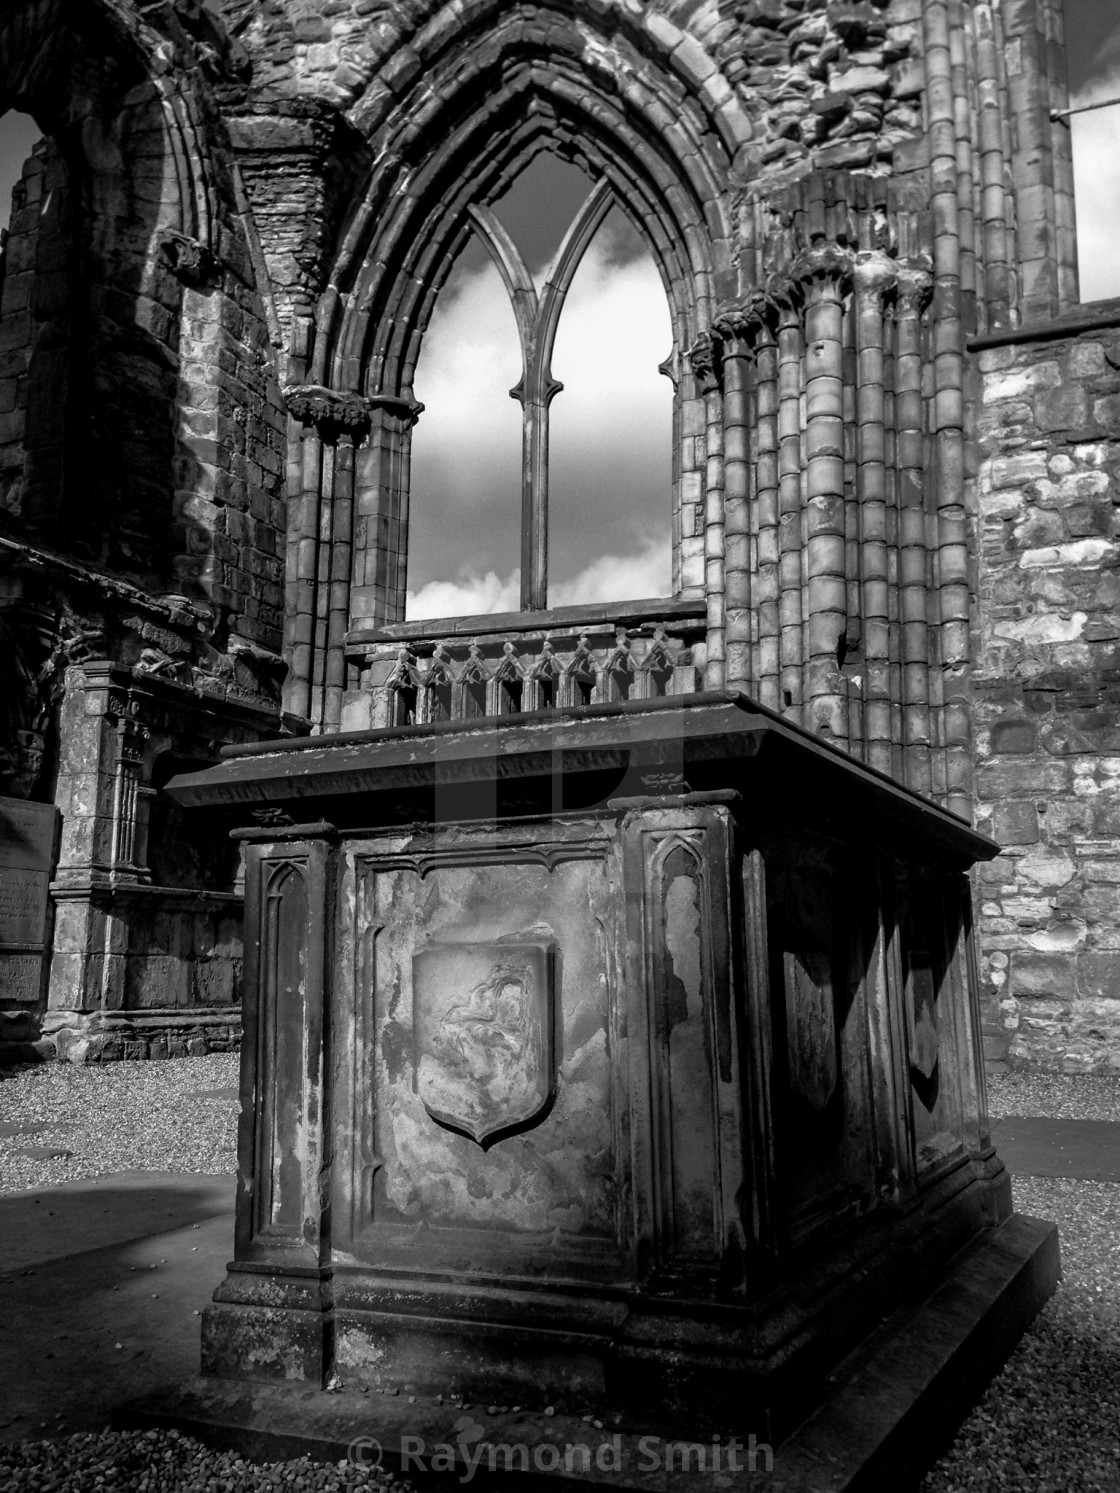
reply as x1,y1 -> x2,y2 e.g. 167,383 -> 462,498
0,0 -> 268,581
284,2 -> 742,724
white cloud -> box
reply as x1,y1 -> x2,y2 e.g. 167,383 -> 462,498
404,534 -> 670,621
549,533 -> 670,607
1071,105 -> 1120,302
407,212 -> 673,614
406,568 -> 522,621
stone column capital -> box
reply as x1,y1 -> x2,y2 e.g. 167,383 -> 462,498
852,250 -> 900,303
790,241 -> 854,298
711,287 -> 780,355
894,256 -> 935,313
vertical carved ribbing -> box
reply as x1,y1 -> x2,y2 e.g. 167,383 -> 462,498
312,442 -> 336,725
713,316 -> 753,694
853,252 -> 897,776
842,299 -> 862,763
923,0 -> 973,821
288,426 -> 323,721
895,264 -> 934,799
283,386 -> 375,728
774,283 -> 804,722
751,303 -> 781,711
323,440 -> 356,731
793,245 -> 851,743
883,293 -> 902,784
690,335 -> 726,692
973,3 -> 1012,331
950,0 -> 977,332
350,397 -> 421,635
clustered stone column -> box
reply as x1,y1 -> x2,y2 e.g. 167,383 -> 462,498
284,385 -> 374,730
698,236 -> 958,807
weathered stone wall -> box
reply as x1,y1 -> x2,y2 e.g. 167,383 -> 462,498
972,325 -> 1120,1071
0,0 -> 291,1062
0,0 -> 1115,1071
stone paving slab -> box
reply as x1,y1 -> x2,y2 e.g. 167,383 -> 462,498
990,1118 -> 1120,1183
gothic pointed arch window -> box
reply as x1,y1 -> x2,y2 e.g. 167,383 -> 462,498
290,36 -> 734,732
406,149 -> 674,621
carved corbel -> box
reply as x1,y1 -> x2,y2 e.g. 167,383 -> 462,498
687,331 -> 721,395
894,256 -> 935,317
284,384 -> 373,442
852,249 -> 899,308
159,229 -> 217,287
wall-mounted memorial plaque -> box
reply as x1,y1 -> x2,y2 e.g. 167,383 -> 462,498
0,797 -> 60,1007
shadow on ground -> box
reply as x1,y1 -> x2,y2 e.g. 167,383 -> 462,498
0,1173 -> 234,1444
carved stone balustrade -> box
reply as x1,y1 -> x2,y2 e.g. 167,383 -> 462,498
342,597 -> 706,732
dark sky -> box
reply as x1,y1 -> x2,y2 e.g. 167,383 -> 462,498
0,113 -> 42,235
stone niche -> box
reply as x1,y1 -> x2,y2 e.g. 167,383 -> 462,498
151,694 -> 1058,1485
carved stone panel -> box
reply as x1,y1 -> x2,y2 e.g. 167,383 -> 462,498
341,831 -> 622,1274
413,940 -> 556,1145
896,872 -> 967,1176
0,796 -> 59,1008
764,841 -> 877,1247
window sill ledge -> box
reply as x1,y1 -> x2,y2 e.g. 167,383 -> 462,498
347,594 -> 707,649
969,296 -> 1120,351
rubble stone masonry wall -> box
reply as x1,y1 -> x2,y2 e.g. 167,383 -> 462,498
973,325 -> 1120,1071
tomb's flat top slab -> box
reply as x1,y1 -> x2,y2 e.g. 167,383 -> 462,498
165,692 -> 998,866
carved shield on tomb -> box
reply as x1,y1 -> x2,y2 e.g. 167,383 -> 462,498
413,941 -> 556,1145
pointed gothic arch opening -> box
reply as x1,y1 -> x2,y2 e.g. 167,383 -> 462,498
287,14 -> 735,727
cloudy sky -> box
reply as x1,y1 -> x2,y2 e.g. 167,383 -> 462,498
406,155 -> 674,620
1064,0 -> 1120,302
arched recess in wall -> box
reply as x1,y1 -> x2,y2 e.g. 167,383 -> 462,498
0,0 -> 223,577
284,3 -> 739,724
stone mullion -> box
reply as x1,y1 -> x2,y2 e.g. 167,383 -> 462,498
323,439 -> 356,733
775,291 -> 804,721
895,267 -> 934,800
854,253 -> 897,777
715,327 -> 753,694
794,247 -> 851,745
751,310 -> 781,712
689,336 -> 726,692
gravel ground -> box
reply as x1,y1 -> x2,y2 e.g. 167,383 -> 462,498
1,1058 -> 1118,1490
0,1054 -> 239,1194
988,1071 -> 1120,1122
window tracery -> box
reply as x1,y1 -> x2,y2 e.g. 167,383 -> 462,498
407,159 -> 673,620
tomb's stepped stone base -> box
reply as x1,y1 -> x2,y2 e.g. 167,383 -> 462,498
120,1212 -> 1057,1491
